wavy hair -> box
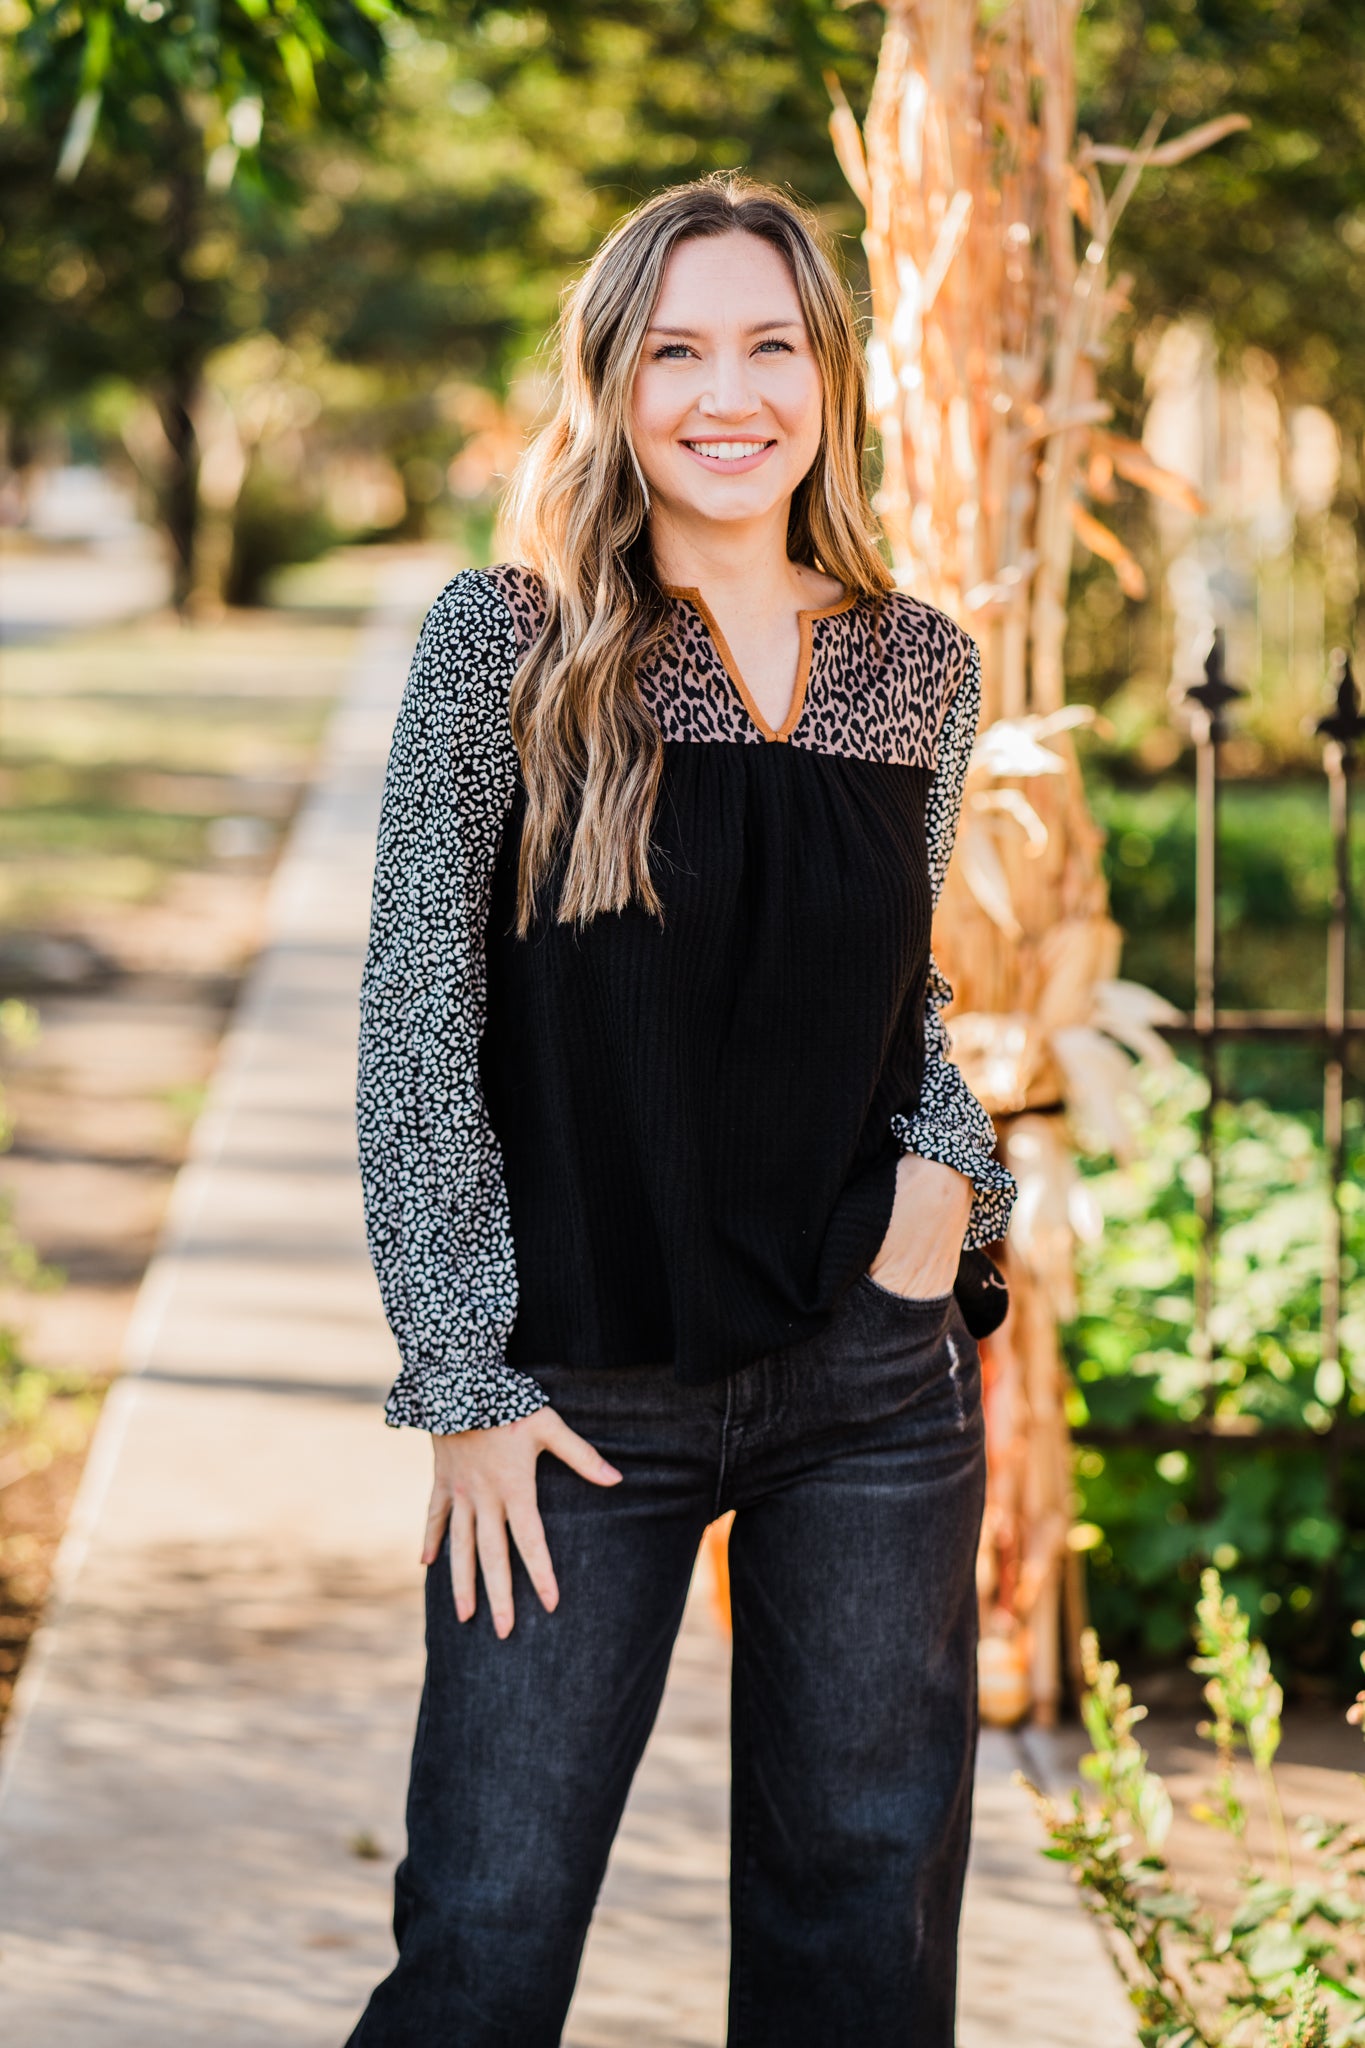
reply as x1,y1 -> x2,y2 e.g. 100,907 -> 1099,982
501,170 -> 892,933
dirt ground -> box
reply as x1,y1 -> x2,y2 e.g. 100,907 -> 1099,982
0,877 -> 271,1724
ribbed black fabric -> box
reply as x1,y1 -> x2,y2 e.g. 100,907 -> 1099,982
480,737 -> 934,1384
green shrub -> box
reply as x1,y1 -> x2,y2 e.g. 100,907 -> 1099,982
1085,771 -> 1365,1057
225,473 -> 342,610
1066,1062 -> 1365,1686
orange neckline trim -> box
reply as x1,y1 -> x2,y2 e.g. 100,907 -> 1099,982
664,583 -> 858,743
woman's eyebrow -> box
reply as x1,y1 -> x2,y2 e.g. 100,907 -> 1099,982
646,319 -> 803,337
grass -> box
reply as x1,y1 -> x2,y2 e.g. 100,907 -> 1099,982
0,610 -> 349,928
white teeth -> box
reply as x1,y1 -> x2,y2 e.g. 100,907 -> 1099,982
686,441 -> 771,462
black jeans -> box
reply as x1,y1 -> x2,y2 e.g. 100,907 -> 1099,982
345,1276 -> 987,2048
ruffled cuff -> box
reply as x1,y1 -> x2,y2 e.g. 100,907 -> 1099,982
889,1108 -> 1018,1251
383,1357 -> 550,1434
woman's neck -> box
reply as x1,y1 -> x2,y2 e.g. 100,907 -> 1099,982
649,507 -> 818,616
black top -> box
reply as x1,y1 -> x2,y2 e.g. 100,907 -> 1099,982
355,566 -> 1016,1432
484,741 -> 935,1379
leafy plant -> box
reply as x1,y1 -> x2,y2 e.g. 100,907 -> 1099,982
1028,1571 -> 1365,2045
1064,1059 -> 1365,1682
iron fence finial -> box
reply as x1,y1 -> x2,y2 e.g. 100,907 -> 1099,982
1183,626 -> 1246,742
1316,648 -> 1365,766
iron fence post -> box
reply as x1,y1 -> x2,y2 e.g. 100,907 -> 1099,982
1183,628 -> 1245,1513
1317,651 -> 1364,1522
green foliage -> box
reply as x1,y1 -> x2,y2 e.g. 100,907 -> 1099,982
1077,0 -> 1365,432
11,0 -> 408,184
1192,1572 -> 1289,1857
0,2 -> 883,591
256,4 -> 881,388
1043,5 -> 1365,723
1028,1580 -> 1365,2044
1,0 -> 420,596
1065,1062 -> 1365,1682
1077,1624 -> 1175,1851
0,0 -> 417,410
224,464 -> 345,607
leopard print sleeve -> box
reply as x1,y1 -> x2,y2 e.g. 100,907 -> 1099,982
356,569 -> 550,1432
889,630 -> 1018,1249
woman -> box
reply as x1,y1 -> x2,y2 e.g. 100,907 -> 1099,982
348,172 -> 1016,2048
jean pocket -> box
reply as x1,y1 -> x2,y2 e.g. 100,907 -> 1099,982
856,1271 -> 955,1314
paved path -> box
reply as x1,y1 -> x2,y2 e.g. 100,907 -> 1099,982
0,568 -> 1135,2046
0,532 -> 172,642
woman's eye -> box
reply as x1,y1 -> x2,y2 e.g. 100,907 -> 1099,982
756,338 -> 795,354
652,343 -> 693,360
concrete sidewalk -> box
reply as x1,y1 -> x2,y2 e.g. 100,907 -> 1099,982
0,566 -> 1134,2046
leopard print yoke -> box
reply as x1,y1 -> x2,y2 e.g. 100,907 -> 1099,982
479,561 -> 966,765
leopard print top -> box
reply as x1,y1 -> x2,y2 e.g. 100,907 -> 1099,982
357,565 -> 1017,1433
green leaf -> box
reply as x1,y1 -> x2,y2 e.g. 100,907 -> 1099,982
1232,1884 -> 1293,1934
1240,1919 -> 1308,1980
277,33 -> 317,106
55,86 -> 102,183
80,7 -> 112,90
1315,1970 -> 1365,2005
1143,1891 -> 1200,1922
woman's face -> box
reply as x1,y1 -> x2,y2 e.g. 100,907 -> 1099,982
630,230 -> 824,536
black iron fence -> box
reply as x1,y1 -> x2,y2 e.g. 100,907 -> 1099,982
1072,634 -> 1364,1524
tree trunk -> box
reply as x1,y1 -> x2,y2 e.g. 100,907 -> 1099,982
157,154 -> 204,614
157,365 -> 201,613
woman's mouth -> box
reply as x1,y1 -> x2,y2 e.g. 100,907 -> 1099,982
680,439 -> 776,472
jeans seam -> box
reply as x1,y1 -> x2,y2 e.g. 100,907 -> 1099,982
712,1371 -> 736,1522
727,1614 -> 756,2048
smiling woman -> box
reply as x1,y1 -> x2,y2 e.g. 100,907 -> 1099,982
499,182 -> 889,940
347,171 -> 1015,2048
631,236 -> 843,734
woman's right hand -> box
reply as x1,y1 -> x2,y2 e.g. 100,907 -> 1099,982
423,1409 -> 623,1639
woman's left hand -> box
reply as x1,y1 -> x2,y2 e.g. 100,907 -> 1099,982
867,1153 -> 974,1300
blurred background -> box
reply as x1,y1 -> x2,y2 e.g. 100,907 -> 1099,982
1,0 -> 1363,1719
5,10 -> 1365,2039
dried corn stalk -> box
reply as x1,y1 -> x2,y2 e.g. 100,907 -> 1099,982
829,2 -> 1244,1724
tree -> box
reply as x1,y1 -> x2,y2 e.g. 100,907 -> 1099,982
1075,0 -> 1365,650
2,1 -> 887,596
1,0 -> 417,603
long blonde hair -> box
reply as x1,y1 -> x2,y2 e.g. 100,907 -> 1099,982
502,171 -> 893,933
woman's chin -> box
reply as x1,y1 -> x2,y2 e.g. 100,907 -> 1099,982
657,478 -> 793,527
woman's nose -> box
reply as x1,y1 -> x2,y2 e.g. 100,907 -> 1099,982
697,351 -> 762,421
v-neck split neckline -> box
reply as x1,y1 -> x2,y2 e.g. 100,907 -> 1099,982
664,582 -> 859,744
